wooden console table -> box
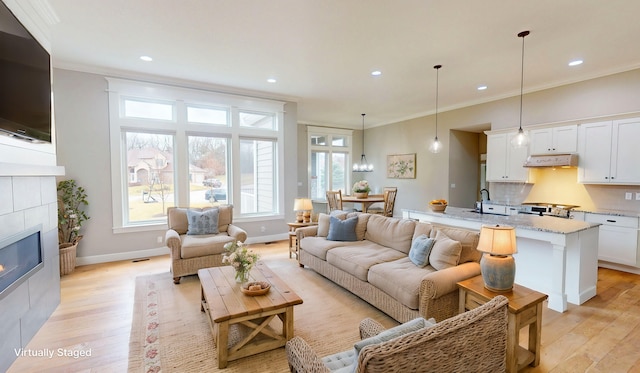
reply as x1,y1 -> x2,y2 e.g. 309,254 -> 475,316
457,275 -> 547,373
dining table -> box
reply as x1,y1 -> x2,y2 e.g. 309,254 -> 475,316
341,194 -> 385,213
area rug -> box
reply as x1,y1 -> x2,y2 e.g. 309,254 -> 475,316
128,256 -> 396,372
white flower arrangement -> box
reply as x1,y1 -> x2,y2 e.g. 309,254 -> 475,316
352,180 -> 371,193
222,241 -> 260,282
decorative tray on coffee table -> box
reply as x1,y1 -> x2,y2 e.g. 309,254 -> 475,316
241,281 -> 271,296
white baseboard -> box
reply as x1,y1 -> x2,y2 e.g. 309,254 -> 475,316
598,261 -> 640,275
75,233 -> 288,266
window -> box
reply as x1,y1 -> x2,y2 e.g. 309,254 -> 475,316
308,126 -> 353,200
240,138 -> 277,214
124,132 -> 175,223
188,135 -> 229,208
107,78 -> 285,230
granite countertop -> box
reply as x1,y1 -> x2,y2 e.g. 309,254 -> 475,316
404,206 -> 601,235
574,208 -> 640,218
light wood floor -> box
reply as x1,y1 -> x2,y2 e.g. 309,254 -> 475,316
7,240 -> 640,372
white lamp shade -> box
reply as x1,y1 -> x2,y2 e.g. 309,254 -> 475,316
477,225 -> 517,255
294,198 -> 313,211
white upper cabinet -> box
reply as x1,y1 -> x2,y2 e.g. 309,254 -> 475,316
578,118 -> 640,184
529,125 -> 578,155
486,131 -> 529,182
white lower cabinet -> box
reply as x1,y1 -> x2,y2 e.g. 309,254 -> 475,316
585,213 -> 640,267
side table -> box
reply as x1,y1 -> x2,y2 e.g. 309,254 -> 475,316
287,221 -> 317,259
457,275 -> 548,373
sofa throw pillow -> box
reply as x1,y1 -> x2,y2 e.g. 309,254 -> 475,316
429,229 -> 462,270
186,208 -> 220,235
408,234 -> 436,267
327,216 -> 358,242
354,317 -> 435,354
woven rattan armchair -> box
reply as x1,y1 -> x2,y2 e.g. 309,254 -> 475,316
286,295 -> 508,373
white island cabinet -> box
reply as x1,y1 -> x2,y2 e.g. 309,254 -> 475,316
403,207 -> 601,313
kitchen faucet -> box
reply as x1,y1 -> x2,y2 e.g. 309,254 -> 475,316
480,188 -> 490,201
478,188 -> 490,213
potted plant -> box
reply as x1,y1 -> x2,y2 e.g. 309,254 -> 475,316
352,180 -> 371,199
57,179 -> 89,275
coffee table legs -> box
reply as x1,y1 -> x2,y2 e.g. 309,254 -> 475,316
208,307 -> 295,368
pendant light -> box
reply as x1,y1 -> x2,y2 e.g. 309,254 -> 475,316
429,64 -> 443,154
353,113 -> 373,172
511,30 -> 530,148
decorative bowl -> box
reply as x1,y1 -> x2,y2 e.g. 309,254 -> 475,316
241,281 -> 271,296
429,202 -> 447,212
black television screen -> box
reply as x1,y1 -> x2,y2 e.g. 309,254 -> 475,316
0,2 -> 52,143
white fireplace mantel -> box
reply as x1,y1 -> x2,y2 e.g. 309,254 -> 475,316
0,162 -> 65,177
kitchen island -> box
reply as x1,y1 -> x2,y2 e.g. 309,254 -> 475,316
403,206 -> 601,313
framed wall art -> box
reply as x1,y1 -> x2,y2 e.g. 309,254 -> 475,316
387,153 -> 416,179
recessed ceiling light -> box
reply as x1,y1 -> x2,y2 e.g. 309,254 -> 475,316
568,60 -> 583,66
477,85 -> 488,91
140,56 -> 153,62
267,78 -> 277,83
371,70 -> 382,76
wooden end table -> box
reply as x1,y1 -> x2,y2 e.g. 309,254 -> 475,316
287,221 -> 317,259
457,275 -> 547,373
198,263 -> 303,368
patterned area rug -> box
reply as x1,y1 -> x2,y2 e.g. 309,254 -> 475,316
127,256 -> 396,372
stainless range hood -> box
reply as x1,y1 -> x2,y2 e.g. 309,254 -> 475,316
523,154 -> 578,168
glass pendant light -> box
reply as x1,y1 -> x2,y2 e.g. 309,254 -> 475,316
511,30 -> 530,148
429,64 -> 443,154
353,113 -> 373,172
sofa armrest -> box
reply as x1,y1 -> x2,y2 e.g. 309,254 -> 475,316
286,336 -> 330,373
359,318 -> 386,339
420,262 -> 481,299
296,225 -> 319,242
418,262 -> 481,321
227,224 -> 248,243
165,229 -> 182,259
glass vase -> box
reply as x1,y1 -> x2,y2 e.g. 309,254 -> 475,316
235,268 -> 251,283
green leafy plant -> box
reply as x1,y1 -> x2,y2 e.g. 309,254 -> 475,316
57,179 -> 90,245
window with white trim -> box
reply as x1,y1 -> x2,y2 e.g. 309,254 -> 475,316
307,126 -> 353,200
107,78 -> 285,230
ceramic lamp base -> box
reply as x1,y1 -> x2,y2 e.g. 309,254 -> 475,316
480,253 -> 515,292
296,211 -> 303,223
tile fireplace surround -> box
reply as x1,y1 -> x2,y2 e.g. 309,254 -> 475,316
0,165 -> 63,372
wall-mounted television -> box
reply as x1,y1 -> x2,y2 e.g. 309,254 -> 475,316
0,1 -> 52,143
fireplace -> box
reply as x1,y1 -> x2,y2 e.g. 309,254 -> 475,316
0,225 -> 44,300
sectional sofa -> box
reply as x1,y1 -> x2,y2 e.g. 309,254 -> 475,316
296,212 -> 482,322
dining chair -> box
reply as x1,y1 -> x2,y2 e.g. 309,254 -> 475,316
369,187 -> 397,217
326,190 -> 343,212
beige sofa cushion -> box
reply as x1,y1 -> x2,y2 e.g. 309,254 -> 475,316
299,236 -> 349,261
326,242 -> 406,281
364,215 -> 416,254
413,221 -> 433,239
180,233 -> 235,259
431,225 -> 481,263
368,257 -> 437,310
428,230 -> 462,270
168,205 -> 233,234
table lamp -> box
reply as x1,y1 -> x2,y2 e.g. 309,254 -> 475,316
476,225 -> 517,292
294,198 -> 313,223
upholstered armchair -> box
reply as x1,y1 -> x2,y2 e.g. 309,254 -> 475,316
286,295 -> 508,373
165,205 -> 247,284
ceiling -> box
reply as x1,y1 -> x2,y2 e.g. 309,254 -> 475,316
31,0 -> 640,129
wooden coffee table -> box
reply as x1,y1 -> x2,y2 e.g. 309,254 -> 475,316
198,262 -> 303,368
